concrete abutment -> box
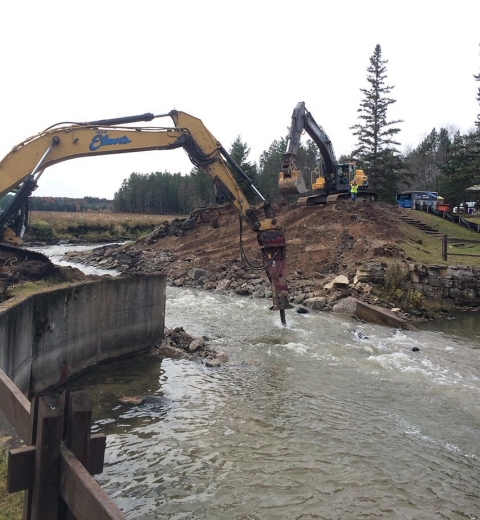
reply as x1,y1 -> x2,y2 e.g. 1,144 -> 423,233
0,274 -> 166,395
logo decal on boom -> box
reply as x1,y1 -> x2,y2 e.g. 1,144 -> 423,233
89,134 -> 132,151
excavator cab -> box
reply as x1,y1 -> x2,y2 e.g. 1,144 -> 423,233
0,190 -> 29,245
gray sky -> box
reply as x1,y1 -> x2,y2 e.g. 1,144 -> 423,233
2,0 -> 479,199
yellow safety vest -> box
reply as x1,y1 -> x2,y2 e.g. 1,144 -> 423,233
351,184 -> 358,193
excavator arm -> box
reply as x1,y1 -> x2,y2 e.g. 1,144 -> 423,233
278,101 -> 338,196
278,102 -> 377,205
0,111 -> 292,323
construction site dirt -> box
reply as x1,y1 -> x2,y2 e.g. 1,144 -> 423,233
53,201 -> 418,321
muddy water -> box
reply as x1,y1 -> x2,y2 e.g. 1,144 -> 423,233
59,288 -> 478,520
28,246 -> 480,518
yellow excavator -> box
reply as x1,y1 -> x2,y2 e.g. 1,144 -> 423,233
278,102 -> 378,205
0,111 -> 292,323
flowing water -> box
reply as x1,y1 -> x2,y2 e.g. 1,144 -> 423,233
24,246 -> 480,518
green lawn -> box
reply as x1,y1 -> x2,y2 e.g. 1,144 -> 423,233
398,210 -> 480,267
0,451 -> 22,520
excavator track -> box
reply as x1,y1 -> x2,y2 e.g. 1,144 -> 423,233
297,191 -> 378,206
296,194 -> 328,206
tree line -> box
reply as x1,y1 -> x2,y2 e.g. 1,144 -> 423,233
113,44 -> 479,212
30,196 -> 114,212
35,43 -> 480,214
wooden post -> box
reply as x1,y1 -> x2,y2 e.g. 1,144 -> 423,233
30,394 -> 63,520
59,389 -> 92,520
0,369 -> 30,443
442,234 -> 447,261
2,366 -> 126,520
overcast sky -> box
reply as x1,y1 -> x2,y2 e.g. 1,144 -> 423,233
1,1 -> 479,199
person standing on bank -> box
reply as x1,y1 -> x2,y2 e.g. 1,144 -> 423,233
350,181 -> 358,201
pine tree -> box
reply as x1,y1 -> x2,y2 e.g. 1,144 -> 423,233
258,138 -> 287,201
228,136 -> 259,203
475,44 -> 480,129
441,48 -> 480,198
351,44 -> 404,202
402,127 -> 453,192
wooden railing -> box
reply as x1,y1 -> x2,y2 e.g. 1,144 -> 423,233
441,234 -> 480,261
0,368 -> 127,520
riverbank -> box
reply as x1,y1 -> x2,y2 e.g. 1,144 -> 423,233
28,211 -> 182,243
8,202 -> 480,320
56,201 -> 479,323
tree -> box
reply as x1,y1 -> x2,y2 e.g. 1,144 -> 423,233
227,136 -> 260,203
442,130 -> 480,194
475,44 -> 480,129
351,44 -> 404,202
401,127 -> 453,192
258,138 -> 286,201
440,49 -> 480,203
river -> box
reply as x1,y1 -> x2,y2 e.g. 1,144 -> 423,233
28,246 -> 480,518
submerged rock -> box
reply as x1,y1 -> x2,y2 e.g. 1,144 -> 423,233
152,326 -> 229,366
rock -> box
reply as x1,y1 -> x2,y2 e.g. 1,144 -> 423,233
189,268 -> 206,280
205,358 -> 222,368
118,395 -> 169,407
332,297 -> 359,314
188,338 -> 205,352
355,262 -> 386,284
119,395 -> 146,405
296,307 -> 309,314
215,352 -> 229,363
155,343 -> 189,359
216,279 -> 232,291
303,297 -> 327,311
352,330 -> 369,341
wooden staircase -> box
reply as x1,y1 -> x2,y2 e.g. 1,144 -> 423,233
397,214 -> 443,237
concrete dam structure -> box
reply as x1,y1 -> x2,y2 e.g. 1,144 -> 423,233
0,274 -> 166,396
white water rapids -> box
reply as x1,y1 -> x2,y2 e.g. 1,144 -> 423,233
28,245 -> 480,518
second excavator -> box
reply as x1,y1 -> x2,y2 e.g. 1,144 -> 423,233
0,111 -> 292,324
278,102 -> 378,205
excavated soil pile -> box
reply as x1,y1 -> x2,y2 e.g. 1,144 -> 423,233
60,200 -> 406,312
0,244 -> 101,303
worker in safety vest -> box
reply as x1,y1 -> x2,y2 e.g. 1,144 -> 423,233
350,181 -> 358,201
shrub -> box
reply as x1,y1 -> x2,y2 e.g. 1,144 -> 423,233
28,220 -> 56,240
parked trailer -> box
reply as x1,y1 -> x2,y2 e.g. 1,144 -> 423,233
396,191 -> 438,210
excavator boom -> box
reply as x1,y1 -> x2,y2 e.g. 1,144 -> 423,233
278,102 -> 378,205
0,110 -> 292,323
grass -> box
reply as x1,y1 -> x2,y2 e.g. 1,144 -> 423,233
27,211 -> 185,242
397,210 -> 480,267
0,451 -> 23,520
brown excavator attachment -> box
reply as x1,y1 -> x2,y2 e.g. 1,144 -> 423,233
278,168 -> 308,196
258,229 -> 293,325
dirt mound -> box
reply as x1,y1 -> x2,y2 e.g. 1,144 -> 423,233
61,200 -> 409,316
0,243 -> 99,302
140,200 -> 404,279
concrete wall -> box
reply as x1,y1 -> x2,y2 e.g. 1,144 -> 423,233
0,274 -> 166,395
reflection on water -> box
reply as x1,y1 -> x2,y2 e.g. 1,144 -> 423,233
64,287 -> 480,519
417,310 -> 480,345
